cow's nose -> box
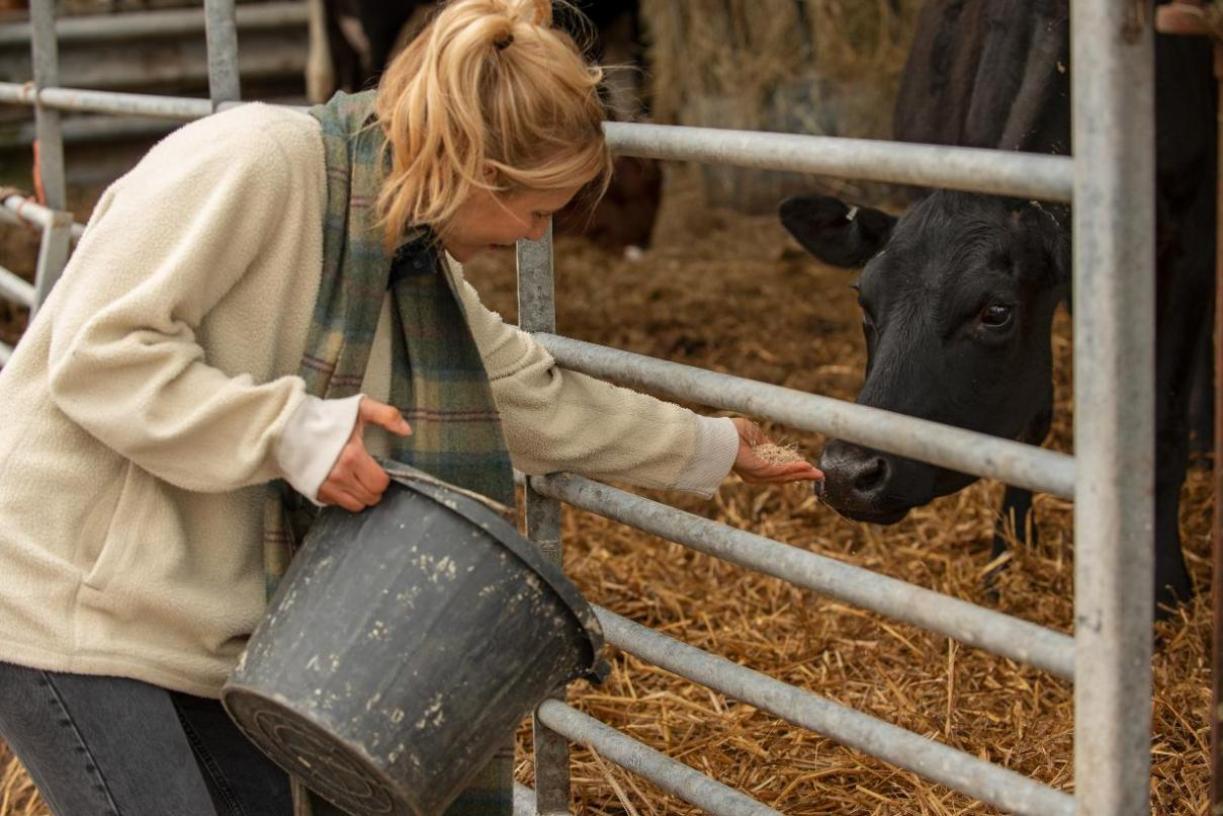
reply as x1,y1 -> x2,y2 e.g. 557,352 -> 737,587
851,456 -> 890,495
818,441 -> 894,506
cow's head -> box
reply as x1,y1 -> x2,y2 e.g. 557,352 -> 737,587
780,191 -> 1069,524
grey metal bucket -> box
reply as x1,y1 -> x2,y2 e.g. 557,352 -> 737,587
221,465 -> 603,816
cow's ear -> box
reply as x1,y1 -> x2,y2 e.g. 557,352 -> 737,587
779,194 -> 897,268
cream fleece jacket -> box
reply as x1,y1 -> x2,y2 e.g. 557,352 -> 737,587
0,103 -> 738,698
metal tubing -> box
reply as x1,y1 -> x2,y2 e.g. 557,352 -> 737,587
513,783 -> 572,816
0,266 -> 36,307
595,606 -> 1075,816
0,83 -> 214,120
204,0 -> 241,105
0,2 -> 308,45
535,700 -> 782,816
1071,2 -> 1156,814
3,195 -> 85,241
29,0 -> 66,211
32,212 -> 73,316
603,121 -> 1074,203
534,334 -> 1076,500
532,474 -> 1076,680
1,82 -> 1072,203
517,223 -> 571,815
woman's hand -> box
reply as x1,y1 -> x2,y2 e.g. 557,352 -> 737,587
317,397 -> 412,512
730,417 -> 824,485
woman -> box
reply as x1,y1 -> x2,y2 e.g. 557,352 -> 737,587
0,1 -> 821,813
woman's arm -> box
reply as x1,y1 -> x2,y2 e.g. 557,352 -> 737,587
45,111 -> 322,494
453,272 -> 820,496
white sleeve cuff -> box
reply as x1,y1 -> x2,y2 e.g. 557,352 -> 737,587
672,416 -> 740,498
276,393 -> 364,505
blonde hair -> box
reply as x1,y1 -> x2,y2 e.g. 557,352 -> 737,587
374,0 -> 613,245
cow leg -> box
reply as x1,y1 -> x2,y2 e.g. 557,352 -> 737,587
985,485 -> 1034,594
1186,299 -> 1214,458
1150,199 -> 1212,613
1153,406 -> 1194,614
1152,298 -> 1202,612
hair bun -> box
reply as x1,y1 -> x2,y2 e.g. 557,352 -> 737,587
510,0 -> 552,27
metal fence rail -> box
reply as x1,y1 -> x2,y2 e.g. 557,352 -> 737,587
2,0 -> 1156,812
594,605 -> 1075,816
0,83 -> 1075,204
536,700 -> 782,816
603,122 -> 1074,202
533,332 -> 1077,500
0,1 -> 306,45
533,473 -> 1075,680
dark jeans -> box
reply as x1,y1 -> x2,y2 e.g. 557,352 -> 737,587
0,659 -> 329,816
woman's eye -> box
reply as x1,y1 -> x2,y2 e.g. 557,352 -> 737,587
980,303 -> 1014,329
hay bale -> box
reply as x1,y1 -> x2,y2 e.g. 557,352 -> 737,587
640,0 -> 922,213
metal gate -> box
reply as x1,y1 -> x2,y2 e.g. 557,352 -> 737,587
0,2 -> 1155,814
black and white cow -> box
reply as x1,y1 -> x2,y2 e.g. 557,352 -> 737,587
780,0 -> 1215,610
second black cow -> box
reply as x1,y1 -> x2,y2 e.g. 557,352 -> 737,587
779,0 -> 1215,610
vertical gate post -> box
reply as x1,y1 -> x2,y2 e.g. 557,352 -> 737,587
517,222 -> 572,815
29,0 -> 65,211
31,211 -> 72,318
204,0 -> 241,106
1071,1 -> 1156,814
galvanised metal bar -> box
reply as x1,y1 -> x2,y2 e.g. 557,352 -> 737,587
512,783 -> 571,816
534,333 -> 1076,500
204,0 -> 241,106
533,474 -> 1075,680
535,700 -> 782,816
0,83 -> 214,120
32,212 -> 72,317
0,1 -> 308,45
29,0 -> 66,212
3,195 -> 85,240
0,83 -> 1072,205
0,265 -> 36,307
517,223 -> 571,816
595,605 -> 1075,816
603,122 -> 1075,203
1070,2 -> 1156,814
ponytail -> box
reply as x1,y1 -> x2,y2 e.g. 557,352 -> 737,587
374,0 -> 612,246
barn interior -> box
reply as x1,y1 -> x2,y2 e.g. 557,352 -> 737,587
0,1 -> 1213,814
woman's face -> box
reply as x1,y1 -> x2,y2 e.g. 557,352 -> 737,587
440,183 -> 583,263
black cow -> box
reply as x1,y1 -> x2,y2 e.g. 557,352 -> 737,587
779,0 -> 1215,610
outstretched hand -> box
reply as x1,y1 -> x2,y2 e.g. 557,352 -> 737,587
317,397 -> 412,512
730,417 -> 824,485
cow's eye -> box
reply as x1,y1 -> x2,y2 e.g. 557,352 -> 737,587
980,303 -> 1014,329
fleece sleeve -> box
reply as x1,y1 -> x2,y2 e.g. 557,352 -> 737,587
453,272 -> 740,497
45,117 -> 311,493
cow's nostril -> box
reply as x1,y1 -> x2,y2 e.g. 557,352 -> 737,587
853,457 -> 889,494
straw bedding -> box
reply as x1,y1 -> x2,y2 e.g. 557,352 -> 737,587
0,187 -> 1212,814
